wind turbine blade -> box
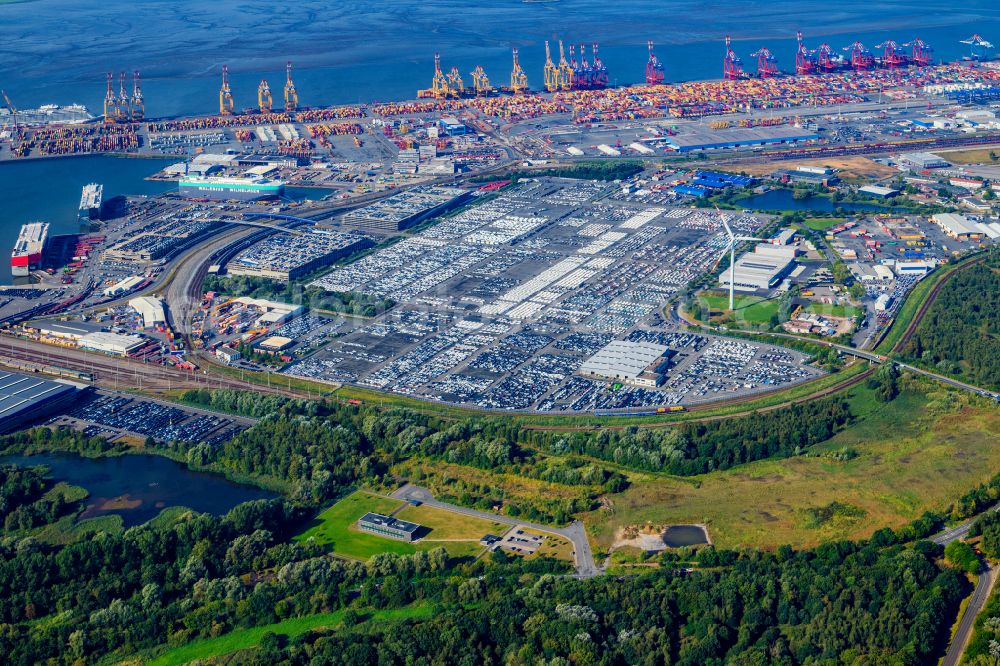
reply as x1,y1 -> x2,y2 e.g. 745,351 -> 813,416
713,205 -> 733,238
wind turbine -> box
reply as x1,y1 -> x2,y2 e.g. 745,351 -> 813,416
715,205 -> 765,311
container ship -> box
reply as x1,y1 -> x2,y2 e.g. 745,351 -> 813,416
11,222 -> 49,277
178,176 -> 285,201
79,183 -> 103,222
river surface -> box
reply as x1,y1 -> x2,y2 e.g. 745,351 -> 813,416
0,1 -> 998,117
0,451 -> 276,527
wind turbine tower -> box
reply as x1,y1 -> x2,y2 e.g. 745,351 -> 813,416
716,206 -> 765,311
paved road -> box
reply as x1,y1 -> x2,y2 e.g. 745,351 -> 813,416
391,483 -> 602,578
942,564 -> 997,666
932,504 -> 1000,546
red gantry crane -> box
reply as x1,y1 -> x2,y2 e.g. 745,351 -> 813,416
645,40 -> 665,85
905,38 -> 933,67
591,43 -> 608,88
843,40 -> 874,71
816,42 -> 841,72
723,36 -> 744,80
795,31 -> 816,74
876,40 -> 905,69
752,46 -> 779,78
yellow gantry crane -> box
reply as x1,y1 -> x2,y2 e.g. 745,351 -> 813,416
543,41 -> 560,92
446,66 -> 465,97
284,61 -> 298,113
510,47 -> 528,94
103,71 -> 118,123
131,70 -> 144,122
2,89 -> 18,135
557,40 -> 573,91
470,65 -> 491,96
219,64 -> 234,116
117,71 -> 131,121
257,79 -> 273,113
430,53 -> 449,99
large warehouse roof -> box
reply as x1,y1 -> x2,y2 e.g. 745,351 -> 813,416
579,341 -> 668,380
0,371 -> 79,433
666,127 -> 819,153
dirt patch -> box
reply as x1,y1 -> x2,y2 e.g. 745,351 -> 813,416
613,525 -> 668,551
736,156 -> 897,182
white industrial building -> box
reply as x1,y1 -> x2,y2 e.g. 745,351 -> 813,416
932,213 -> 983,239
579,341 -> 670,388
898,152 -> 950,169
103,275 -> 145,297
129,296 -> 167,329
77,331 -> 145,356
234,297 -> 303,328
719,244 -> 797,292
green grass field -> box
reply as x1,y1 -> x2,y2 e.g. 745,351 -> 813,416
294,491 -> 494,560
802,217 -> 848,231
584,381 -> 1000,551
802,302 -> 861,318
147,604 -> 435,666
697,291 -> 782,325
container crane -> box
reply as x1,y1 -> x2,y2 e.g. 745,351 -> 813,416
510,48 -> 528,94
544,41 -> 560,92
876,40 -> 905,69
283,61 -> 298,113
591,43 -> 609,88
905,38 -> 933,67
1,90 -> 18,135
795,31 -> 816,75
752,47 -> 779,78
470,65 -> 491,96
576,43 -> 593,88
723,36 -> 743,80
131,70 -> 144,122
645,40 -> 665,85
446,66 -> 465,97
843,41 -> 873,70
257,79 -> 273,113
816,43 -> 842,71
117,71 -> 130,121
103,71 -> 118,123
557,41 -> 573,91
430,53 -> 449,99
219,65 -> 234,116
960,34 -> 994,61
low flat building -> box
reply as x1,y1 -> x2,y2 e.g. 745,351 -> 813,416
103,275 -> 145,297
24,319 -> 103,341
933,213 -> 983,240
665,126 -> 819,153
227,230 -> 372,281
859,185 -> 899,199
129,296 -> 166,329
0,371 -> 81,434
719,244 -> 796,291
257,335 -> 294,353
357,512 -> 421,541
233,297 -> 303,327
77,331 -> 146,356
899,152 -> 950,169
216,346 -> 241,364
341,186 -> 474,233
579,341 -> 671,388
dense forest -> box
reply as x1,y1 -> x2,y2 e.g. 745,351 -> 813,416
901,253 -> 1000,391
0,489 -> 967,665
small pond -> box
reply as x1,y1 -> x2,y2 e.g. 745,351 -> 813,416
739,189 -> 901,213
0,452 -> 276,527
662,524 -> 710,548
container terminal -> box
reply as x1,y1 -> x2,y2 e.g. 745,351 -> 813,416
1,32 -> 1000,412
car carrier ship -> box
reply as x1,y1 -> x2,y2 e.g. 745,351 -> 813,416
79,183 -> 103,223
11,222 -> 49,277
178,176 -> 285,201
